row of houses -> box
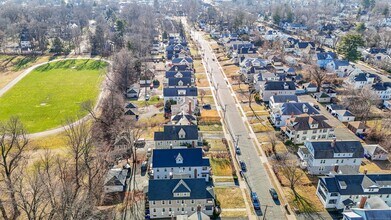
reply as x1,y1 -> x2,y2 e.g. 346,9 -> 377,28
147,33 -> 215,219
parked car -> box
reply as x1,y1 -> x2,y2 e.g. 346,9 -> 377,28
313,104 -> 320,110
236,147 -> 241,155
269,188 -> 278,200
239,161 -> 247,172
145,94 -> 150,101
147,148 -> 152,158
141,161 -> 148,171
239,170 -> 244,178
251,192 -> 261,210
203,104 -> 211,110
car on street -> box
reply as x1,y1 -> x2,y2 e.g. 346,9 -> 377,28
269,188 -> 278,200
202,104 -> 211,110
236,147 -> 241,155
141,161 -> 148,171
251,192 -> 261,210
313,104 -> 320,110
145,94 -> 150,101
239,160 -> 246,172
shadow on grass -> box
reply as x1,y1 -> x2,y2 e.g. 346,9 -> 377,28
292,191 -> 325,220
36,59 -> 107,72
13,56 -> 39,71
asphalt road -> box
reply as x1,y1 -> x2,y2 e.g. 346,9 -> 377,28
191,29 -> 286,220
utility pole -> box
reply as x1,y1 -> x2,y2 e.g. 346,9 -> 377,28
235,134 -> 241,148
262,204 -> 273,220
223,104 -> 228,119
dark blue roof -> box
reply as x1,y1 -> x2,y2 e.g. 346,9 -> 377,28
354,73 -> 376,82
148,179 -> 214,201
163,87 -> 198,97
167,65 -> 193,72
167,77 -> 193,87
125,102 -> 137,108
316,52 -> 337,60
307,140 -> 364,159
152,148 -> 209,168
172,57 -> 193,64
165,71 -> 193,78
321,174 -> 391,195
297,42 -> 315,49
369,48 -> 387,54
372,82 -> 391,91
332,59 -> 350,69
264,81 -> 296,91
154,125 -> 198,141
280,102 -> 319,115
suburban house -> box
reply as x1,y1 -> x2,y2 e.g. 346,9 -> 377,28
151,148 -> 210,181
270,102 -> 320,127
281,115 -> 334,144
316,173 -> 391,209
326,59 -> 350,72
302,82 -> 318,93
20,29 -> 32,50
298,140 -> 364,175
154,125 -> 200,148
253,71 -> 280,91
239,58 -> 269,83
294,41 -> 315,56
166,44 -> 189,60
342,197 -> 391,220
326,104 -> 346,116
316,52 -> 337,68
384,100 -> 391,110
334,110 -> 355,122
363,144 -> 389,161
126,87 -> 139,99
171,57 -> 194,69
346,72 -> 376,89
371,82 -> 391,100
313,92 -> 332,103
104,167 -> 129,193
260,81 -> 296,102
269,95 -> 299,110
163,87 -> 198,106
148,179 -> 214,219
282,22 -> 308,32
347,121 -> 369,136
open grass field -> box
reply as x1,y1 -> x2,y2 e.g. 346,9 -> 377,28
210,157 -> 233,176
0,59 -> 107,133
215,187 -> 246,209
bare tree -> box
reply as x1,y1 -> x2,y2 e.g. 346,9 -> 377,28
342,85 -> 380,122
0,117 -> 29,220
309,66 -> 327,92
275,153 -> 304,199
199,89 -> 206,104
267,132 -> 279,156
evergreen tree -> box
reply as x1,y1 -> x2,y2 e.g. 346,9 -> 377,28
337,33 -> 365,61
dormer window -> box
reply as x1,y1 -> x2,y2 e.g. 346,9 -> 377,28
303,104 -> 308,113
176,153 -> 183,164
178,90 -> 186,96
178,80 -> 184,86
178,128 -> 186,139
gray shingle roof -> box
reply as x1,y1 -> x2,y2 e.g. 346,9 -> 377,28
154,125 -> 198,141
264,81 -> 296,91
307,140 -> 364,159
285,115 -> 332,131
280,102 -> 320,115
270,95 -> 299,103
320,174 -> 391,195
148,179 -> 214,201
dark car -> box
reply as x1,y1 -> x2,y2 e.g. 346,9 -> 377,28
269,188 -> 278,200
236,147 -> 241,155
203,104 -> 212,110
313,104 -> 320,110
239,161 -> 247,172
251,192 -> 261,210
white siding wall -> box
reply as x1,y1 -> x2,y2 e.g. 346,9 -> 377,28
149,199 -> 214,219
152,166 -> 209,181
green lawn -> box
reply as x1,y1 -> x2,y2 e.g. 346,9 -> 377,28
0,59 -> 107,133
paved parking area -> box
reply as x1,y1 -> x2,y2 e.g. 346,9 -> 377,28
298,95 -> 360,141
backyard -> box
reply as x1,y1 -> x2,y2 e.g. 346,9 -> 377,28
0,59 -> 107,133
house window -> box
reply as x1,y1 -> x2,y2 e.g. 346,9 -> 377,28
153,201 -> 156,205
303,131 -> 307,134
329,199 -> 337,204
336,160 -> 339,163
157,169 -> 159,172
153,209 -> 156,213
191,200 -> 195,203
163,208 -> 165,212
169,208 -> 172,212
330,193 -> 338,197
182,208 -> 184,212
313,130 -> 317,134
191,207 -> 194,211
189,167 -> 191,171
341,160 -> 344,164
164,168 -> 167,172
353,159 -> 356,163
162,201 -> 165,205
182,200 -> 184,204
169,201 -> 171,205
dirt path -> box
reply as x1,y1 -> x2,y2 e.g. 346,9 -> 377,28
0,56 -> 113,138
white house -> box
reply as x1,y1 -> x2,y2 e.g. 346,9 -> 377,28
384,100 -> 391,110
148,179 -> 214,219
163,87 -> 198,106
151,148 -> 210,181
270,102 -> 320,127
326,59 -> 350,73
302,82 -> 318,93
371,82 -> 391,100
364,144 -> 389,161
298,140 -> 364,175
239,58 -> 269,83
253,71 -> 280,91
334,110 -> 355,122
104,168 -> 128,193
346,72 -> 376,89
342,197 -> 391,220
282,115 -> 334,144
317,173 -> 391,210
154,125 -> 200,148
260,81 -> 296,102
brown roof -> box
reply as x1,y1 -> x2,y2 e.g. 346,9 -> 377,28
285,115 -> 332,131
348,121 -> 369,130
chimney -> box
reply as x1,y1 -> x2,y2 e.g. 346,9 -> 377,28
331,139 -> 336,148
188,101 -> 192,114
364,169 -> 368,175
359,196 -> 367,209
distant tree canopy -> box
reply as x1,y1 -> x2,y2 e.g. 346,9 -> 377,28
356,22 -> 366,33
362,0 -> 376,9
337,33 -> 365,61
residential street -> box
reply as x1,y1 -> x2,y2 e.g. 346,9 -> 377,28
190,27 -> 287,220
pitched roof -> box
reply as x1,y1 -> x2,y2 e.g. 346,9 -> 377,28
332,59 -> 350,69
171,111 -> 197,124
364,144 -> 388,156
270,95 -> 299,103
172,57 -> 193,64
104,168 -> 128,186
167,77 -> 193,87
154,125 -> 199,141
152,148 -> 209,168
163,87 -> 198,97
280,102 -> 320,115
354,72 -> 376,82
125,102 -> 137,109
307,140 -> 364,159
316,52 -> 337,60
264,81 -> 296,91
372,82 -> 391,91
285,115 -> 332,131
320,174 -> 391,195
148,179 -> 214,201
167,65 -> 193,72
165,71 -> 193,78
